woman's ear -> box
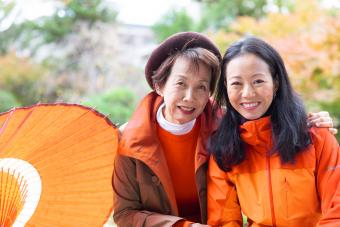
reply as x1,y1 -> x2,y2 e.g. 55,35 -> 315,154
223,76 -> 228,88
155,84 -> 163,97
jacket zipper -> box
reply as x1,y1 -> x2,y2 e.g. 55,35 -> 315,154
266,155 -> 277,227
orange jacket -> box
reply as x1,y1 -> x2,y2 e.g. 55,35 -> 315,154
208,116 -> 340,227
112,92 -> 217,226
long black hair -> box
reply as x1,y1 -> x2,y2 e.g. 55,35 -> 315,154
210,37 -> 311,171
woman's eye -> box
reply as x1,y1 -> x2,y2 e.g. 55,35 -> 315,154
230,81 -> 241,86
254,79 -> 264,84
199,85 -> 207,90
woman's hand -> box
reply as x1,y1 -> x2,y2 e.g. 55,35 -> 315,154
308,111 -> 338,135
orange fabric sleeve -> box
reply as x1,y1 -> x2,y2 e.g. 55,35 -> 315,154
312,128 -> 340,226
207,158 -> 243,227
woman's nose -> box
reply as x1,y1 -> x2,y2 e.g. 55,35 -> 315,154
183,88 -> 194,101
242,84 -> 255,98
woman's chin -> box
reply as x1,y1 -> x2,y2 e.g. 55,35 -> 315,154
241,113 -> 264,121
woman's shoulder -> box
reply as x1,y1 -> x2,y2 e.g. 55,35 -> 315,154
309,127 -> 333,142
309,127 -> 339,153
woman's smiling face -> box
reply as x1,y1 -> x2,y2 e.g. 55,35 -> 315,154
225,53 -> 277,120
157,56 -> 211,124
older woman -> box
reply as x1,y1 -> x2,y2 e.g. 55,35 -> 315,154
112,32 -> 221,227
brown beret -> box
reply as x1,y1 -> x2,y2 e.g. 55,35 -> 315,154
145,31 -> 221,89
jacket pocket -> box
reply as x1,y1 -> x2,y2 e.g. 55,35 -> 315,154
281,169 -> 320,220
136,162 -> 171,214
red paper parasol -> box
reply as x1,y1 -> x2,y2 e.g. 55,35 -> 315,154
0,104 -> 118,227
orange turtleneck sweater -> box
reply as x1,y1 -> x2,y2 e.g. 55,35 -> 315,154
157,121 -> 201,226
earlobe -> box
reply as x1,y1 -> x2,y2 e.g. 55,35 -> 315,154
155,84 -> 163,97
224,78 -> 228,88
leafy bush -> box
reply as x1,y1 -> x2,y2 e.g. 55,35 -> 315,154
0,90 -> 21,113
0,53 -> 46,106
82,88 -> 137,125
152,8 -> 196,42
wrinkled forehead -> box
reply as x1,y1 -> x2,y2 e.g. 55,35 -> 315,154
173,55 -> 210,75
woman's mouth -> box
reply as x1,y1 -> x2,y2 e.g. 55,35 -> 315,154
178,106 -> 195,114
241,102 -> 260,110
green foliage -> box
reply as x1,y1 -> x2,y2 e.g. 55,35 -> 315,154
68,0 -> 116,23
242,214 -> 248,226
152,0 -> 295,40
0,0 -> 118,54
24,0 -> 116,46
0,24 -> 20,55
0,0 -> 15,19
152,8 -> 196,42
0,90 -> 21,113
0,53 -> 46,105
81,88 -> 137,125
197,0 -> 267,30
311,69 -> 332,90
0,1 -> 18,54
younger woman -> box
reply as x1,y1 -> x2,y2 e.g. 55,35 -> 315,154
207,37 -> 340,227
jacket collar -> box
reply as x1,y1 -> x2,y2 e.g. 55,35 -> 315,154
240,116 -> 273,149
119,92 -> 162,164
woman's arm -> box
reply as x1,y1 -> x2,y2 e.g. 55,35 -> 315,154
312,128 -> 340,226
207,158 -> 242,227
